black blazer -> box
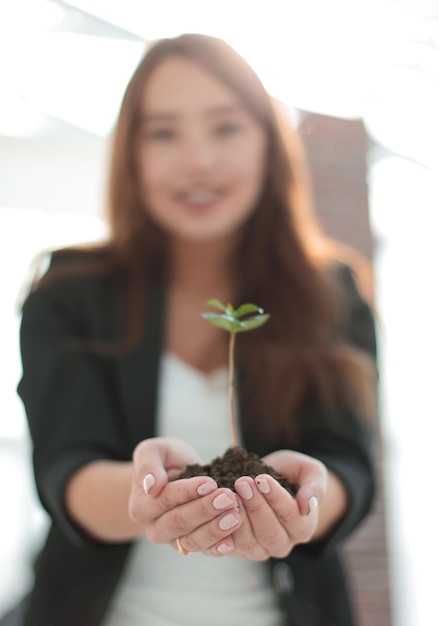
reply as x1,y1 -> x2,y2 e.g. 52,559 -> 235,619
16,254 -> 377,626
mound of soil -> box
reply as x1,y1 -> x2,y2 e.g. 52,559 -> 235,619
179,446 -> 296,497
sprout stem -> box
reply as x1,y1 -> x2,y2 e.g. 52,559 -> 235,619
228,332 -> 238,447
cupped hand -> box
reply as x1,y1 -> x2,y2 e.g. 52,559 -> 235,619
129,437 -> 242,555
202,450 -> 327,560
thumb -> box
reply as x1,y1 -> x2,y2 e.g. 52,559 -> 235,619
263,450 -> 326,516
133,437 -> 203,497
295,482 -> 323,517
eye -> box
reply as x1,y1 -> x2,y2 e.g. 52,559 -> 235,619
216,122 -> 241,136
143,128 -> 176,141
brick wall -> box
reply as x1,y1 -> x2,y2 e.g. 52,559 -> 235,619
298,112 -> 393,626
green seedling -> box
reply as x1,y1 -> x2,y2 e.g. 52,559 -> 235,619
202,299 -> 270,447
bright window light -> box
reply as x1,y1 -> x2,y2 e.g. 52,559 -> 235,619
21,33 -> 145,136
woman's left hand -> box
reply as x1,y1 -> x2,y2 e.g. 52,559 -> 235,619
202,450 -> 328,560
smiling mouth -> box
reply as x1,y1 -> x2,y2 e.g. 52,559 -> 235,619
178,189 -> 221,205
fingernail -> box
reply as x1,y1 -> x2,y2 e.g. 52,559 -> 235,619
217,542 -> 233,554
256,478 -> 270,494
197,482 -> 216,496
308,496 -> 319,515
219,513 -> 239,530
213,493 -> 234,510
235,482 -> 253,500
142,473 -> 155,495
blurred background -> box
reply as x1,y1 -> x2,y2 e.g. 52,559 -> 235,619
1,1 -> 438,625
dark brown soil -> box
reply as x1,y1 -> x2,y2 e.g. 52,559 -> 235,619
179,446 -> 296,497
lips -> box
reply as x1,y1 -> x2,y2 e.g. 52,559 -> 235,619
178,189 -> 221,205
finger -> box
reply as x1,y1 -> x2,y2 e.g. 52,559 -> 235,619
129,476 -> 218,527
177,507 -> 242,556
295,484 -> 322,517
252,474 -> 317,549
262,450 -> 316,485
293,466 -> 327,517
236,476 -> 295,558
233,477 -> 287,559
262,451 -> 326,516
226,490 -> 269,561
147,487 -> 240,544
133,437 -> 204,496
209,535 -> 235,557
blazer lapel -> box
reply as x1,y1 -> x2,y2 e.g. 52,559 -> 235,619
116,283 -> 166,448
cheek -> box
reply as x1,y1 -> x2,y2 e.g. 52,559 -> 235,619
232,143 -> 267,193
137,152 -> 168,198
229,131 -> 266,176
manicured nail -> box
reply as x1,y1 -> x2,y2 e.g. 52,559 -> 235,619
142,473 -> 155,495
219,513 -> 239,530
213,493 -> 234,510
235,482 -> 253,500
217,542 -> 233,554
256,478 -> 270,494
197,482 -> 216,496
308,496 -> 319,515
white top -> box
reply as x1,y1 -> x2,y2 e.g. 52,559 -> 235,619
103,353 -> 283,626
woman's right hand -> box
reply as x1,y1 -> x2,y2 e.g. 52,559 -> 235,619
129,437 -> 242,555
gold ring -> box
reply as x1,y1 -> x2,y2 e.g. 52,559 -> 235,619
176,536 -> 190,556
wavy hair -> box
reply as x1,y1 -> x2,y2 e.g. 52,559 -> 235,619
33,34 -> 377,443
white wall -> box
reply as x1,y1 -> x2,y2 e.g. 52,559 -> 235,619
0,126 -> 108,614
0,126 -> 108,216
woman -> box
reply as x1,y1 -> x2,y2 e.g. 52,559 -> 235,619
16,34 -> 377,626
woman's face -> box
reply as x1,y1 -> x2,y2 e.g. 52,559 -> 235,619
135,56 -> 268,245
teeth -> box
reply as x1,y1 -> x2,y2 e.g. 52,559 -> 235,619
183,189 -> 219,204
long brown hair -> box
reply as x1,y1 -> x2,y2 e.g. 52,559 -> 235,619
32,34 -> 377,444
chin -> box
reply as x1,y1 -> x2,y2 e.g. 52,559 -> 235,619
171,225 -> 241,246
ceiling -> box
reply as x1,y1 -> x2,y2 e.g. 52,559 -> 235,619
1,0 -> 438,167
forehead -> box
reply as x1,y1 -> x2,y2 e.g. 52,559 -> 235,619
141,56 -> 242,114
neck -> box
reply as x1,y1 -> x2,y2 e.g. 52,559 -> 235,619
168,237 -> 239,299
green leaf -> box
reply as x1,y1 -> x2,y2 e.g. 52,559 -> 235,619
226,303 -> 234,314
202,312 -> 236,322
202,312 -> 270,334
201,312 -> 242,333
234,314 -> 270,332
234,303 -> 263,319
205,298 -> 227,313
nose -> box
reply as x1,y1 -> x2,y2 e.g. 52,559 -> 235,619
179,136 -> 216,174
